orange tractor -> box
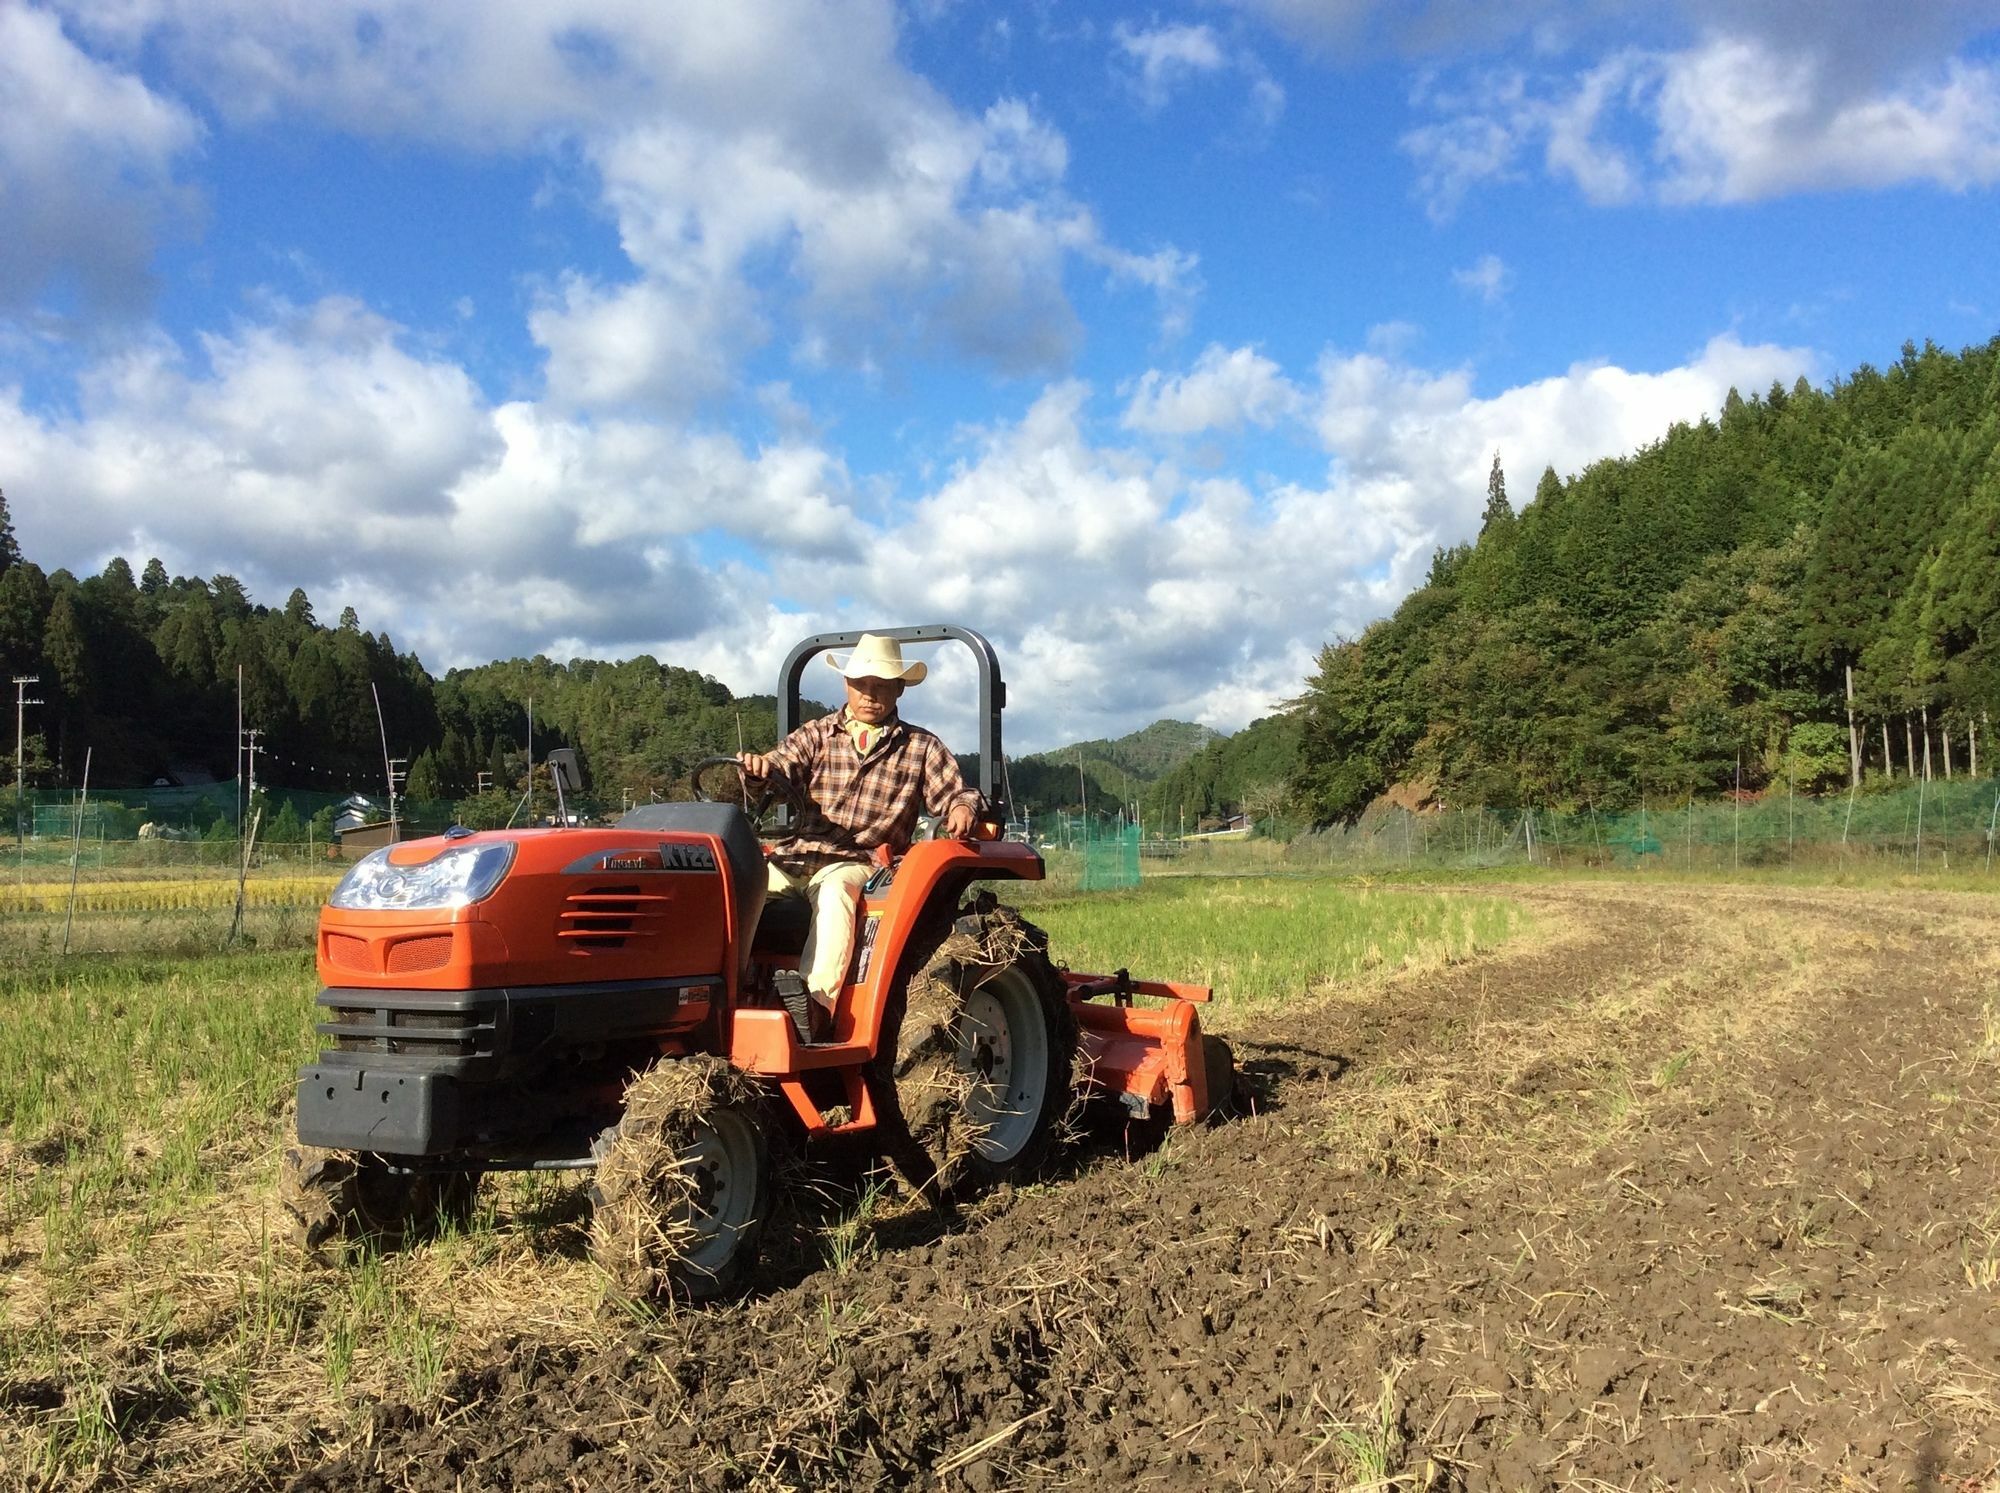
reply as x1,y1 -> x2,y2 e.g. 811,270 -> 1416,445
285,626 -> 1234,1300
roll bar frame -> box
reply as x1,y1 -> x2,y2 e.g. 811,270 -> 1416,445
776,625 -> 1007,823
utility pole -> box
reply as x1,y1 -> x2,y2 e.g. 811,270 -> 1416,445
14,675 -> 42,854
241,727 -> 264,798
238,724 -> 263,861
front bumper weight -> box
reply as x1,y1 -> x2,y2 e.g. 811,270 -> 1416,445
296,1065 -> 460,1155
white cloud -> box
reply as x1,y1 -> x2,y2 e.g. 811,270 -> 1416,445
41,0 -> 1195,373
1227,0 -> 2000,73
1400,67 -> 1531,220
1543,52 -> 1643,203
0,297 -> 866,667
0,5 -> 202,312
1307,331 -> 1821,563
0,284 -> 1822,747
1114,22 -> 1228,110
528,269 -> 755,411
1652,38 -> 2000,201
1110,19 -> 1288,137
1122,344 -> 1301,435
1451,253 -> 1512,304
778,332 -> 1823,744
1404,30 -> 2000,213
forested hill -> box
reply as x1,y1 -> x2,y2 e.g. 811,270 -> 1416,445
997,719 -> 1218,818
1291,335 -> 2000,820
0,502 -> 786,802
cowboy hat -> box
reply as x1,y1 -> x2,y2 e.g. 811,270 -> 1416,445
826,633 -> 928,684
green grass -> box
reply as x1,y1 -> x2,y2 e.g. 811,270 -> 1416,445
0,949 -> 318,1249
1022,876 -> 1525,1014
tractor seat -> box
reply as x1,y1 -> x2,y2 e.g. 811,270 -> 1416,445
613,802 -> 767,970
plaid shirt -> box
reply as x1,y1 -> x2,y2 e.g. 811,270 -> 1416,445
766,709 -> 981,870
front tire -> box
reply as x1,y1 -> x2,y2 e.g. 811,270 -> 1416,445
870,903 -> 1076,1201
589,1055 -> 774,1304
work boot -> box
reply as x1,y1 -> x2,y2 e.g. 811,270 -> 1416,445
773,970 -> 829,1044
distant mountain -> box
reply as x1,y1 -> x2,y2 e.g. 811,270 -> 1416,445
1140,713 -> 1303,828
991,719 -> 1222,819
1043,719 -> 1221,780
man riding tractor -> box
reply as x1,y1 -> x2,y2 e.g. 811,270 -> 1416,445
741,632 -> 980,1044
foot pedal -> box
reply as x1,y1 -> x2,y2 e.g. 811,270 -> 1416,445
774,971 -> 816,1044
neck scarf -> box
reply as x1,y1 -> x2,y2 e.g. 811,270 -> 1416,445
844,713 -> 894,758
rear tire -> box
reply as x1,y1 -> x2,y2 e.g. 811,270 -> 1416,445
280,1145 -> 481,1256
869,903 -> 1076,1201
589,1055 -> 774,1304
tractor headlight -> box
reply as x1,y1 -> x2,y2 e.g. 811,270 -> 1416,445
328,842 -> 516,911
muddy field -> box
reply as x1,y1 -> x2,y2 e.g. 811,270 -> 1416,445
272,882 -> 2000,1491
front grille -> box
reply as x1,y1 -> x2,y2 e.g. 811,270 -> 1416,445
386,934 -> 453,974
558,884 -> 666,953
325,933 -> 373,973
323,1002 -> 492,1059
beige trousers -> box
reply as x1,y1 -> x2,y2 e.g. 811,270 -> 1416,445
765,859 -> 871,1005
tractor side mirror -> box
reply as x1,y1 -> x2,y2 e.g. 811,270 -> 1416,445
546,749 -> 583,797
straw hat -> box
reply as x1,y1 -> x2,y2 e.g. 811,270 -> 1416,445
826,633 -> 927,684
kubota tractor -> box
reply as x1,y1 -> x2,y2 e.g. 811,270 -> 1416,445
285,626 -> 1234,1300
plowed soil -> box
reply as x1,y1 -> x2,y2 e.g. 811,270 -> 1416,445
289,882 -> 2000,1491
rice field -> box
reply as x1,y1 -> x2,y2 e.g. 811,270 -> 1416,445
1025,876 -> 1524,1014
0,876 -> 340,916
0,871 -> 1528,1488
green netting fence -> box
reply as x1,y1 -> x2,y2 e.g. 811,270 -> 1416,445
1080,812 -> 1144,884
1280,775 -> 2000,874
0,779 -> 481,874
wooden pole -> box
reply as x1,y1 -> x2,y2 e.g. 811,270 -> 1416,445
59,748 -> 92,959
228,806 -> 263,948
1845,664 -> 1861,787
1915,765 -> 1927,870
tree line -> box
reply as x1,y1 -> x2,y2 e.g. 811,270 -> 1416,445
0,500 -> 786,810
1288,335 -> 2000,819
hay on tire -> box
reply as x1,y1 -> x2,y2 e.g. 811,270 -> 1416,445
589,1055 -> 773,1305
871,903 -> 1075,1203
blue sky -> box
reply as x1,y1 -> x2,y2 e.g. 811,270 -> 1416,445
4,1 -> 1999,751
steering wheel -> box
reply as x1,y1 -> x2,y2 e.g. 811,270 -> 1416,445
690,754 -> 787,835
